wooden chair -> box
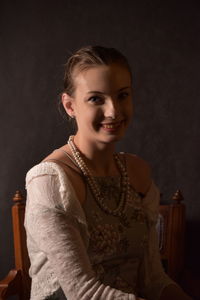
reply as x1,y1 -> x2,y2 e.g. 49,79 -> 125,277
158,190 -> 185,281
0,191 -> 30,300
0,190 -> 185,299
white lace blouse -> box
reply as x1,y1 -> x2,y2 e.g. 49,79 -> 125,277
25,161 -> 174,300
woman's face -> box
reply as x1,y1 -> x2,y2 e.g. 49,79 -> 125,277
64,63 -> 133,145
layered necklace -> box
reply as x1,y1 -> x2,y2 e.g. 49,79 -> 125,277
68,135 -> 130,218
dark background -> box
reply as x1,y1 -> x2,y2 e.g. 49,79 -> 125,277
0,0 -> 200,282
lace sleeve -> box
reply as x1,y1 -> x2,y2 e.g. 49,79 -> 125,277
25,162 -> 137,300
138,181 -> 176,300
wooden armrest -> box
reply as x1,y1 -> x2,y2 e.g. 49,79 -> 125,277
0,269 -> 22,299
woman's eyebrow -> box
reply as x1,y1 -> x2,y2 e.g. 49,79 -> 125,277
87,87 -> 131,94
118,86 -> 131,91
87,91 -> 105,94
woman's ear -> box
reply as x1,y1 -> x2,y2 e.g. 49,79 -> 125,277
61,93 -> 75,118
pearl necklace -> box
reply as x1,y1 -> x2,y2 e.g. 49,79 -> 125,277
68,135 -> 130,217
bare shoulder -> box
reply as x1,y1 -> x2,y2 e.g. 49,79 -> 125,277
42,145 -> 80,173
124,153 -> 151,176
122,153 -> 152,195
42,145 -> 70,163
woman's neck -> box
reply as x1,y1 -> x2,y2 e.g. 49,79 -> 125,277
72,134 -> 119,176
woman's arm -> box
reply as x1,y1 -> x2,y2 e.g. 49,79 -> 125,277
25,162 -> 137,300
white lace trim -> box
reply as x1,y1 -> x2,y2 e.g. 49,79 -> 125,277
26,161 -> 89,238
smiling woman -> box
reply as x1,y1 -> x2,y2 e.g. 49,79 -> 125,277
24,46 -> 193,300
62,63 -> 133,148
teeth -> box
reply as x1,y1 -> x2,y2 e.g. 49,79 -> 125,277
103,124 -> 116,129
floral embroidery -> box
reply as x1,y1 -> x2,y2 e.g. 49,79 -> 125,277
91,210 -> 103,223
95,177 -> 121,206
89,223 -> 121,257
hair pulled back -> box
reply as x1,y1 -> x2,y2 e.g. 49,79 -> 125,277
63,45 -> 132,96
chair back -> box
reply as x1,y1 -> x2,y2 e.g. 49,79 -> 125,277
159,190 -> 185,281
0,191 -> 31,300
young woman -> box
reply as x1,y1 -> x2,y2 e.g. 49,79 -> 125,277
25,46 -> 192,300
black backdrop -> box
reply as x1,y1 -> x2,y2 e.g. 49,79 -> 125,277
0,0 -> 200,279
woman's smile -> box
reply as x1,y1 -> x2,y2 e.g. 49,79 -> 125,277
100,120 -> 124,132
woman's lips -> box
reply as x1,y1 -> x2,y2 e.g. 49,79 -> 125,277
101,121 -> 124,131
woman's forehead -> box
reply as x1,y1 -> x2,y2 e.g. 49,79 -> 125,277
73,64 -> 131,92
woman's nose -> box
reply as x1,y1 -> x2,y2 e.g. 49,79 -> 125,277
104,98 -> 119,119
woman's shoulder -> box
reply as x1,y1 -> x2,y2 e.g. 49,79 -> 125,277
25,160 -> 88,232
38,146 -> 86,206
26,146 -> 70,179
43,146 -> 81,174
26,145 -> 81,193
26,160 -> 68,187
120,152 -> 152,195
124,153 -> 151,176
123,152 -> 150,170
26,145 -> 77,182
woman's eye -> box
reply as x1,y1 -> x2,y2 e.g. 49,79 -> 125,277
88,96 -> 103,104
118,92 -> 129,100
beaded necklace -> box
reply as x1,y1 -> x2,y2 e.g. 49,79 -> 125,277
68,135 -> 130,217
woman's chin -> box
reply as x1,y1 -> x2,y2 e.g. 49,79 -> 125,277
98,130 -> 126,144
